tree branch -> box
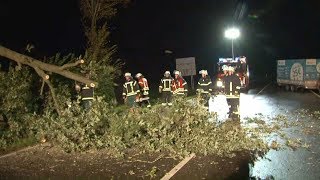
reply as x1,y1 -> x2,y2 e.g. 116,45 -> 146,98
0,45 -> 98,86
60,59 -> 85,70
40,80 -> 45,96
34,67 -> 61,116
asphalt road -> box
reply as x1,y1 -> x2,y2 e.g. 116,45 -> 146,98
241,84 -> 320,180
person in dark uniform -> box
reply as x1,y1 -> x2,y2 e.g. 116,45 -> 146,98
159,71 -> 175,106
196,70 -> 213,106
122,72 -> 140,111
222,66 -> 241,119
75,72 -> 95,111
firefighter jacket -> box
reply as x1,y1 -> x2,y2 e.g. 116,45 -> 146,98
138,78 -> 150,95
159,77 -> 175,92
81,84 -> 94,100
197,76 -> 213,93
174,77 -> 188,95
223,74 -> 241,96
122,79 -> 140,97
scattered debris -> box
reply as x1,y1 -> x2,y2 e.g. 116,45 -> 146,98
270,141 -> 280,150
145,166 -> 158,178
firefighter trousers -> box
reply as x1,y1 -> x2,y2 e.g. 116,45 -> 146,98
227,98 -> 240,118
161,91 -> 172,105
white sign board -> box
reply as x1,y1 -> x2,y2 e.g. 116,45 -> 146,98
176,57 -> 196,76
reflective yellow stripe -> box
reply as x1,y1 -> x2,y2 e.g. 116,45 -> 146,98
199,82 -> 212,86
127,92 -> 137,96
226,95 -> 239,99
82,97 -> 94,100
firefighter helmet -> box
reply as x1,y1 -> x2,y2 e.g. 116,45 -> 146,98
222,65 -> 228,71
135,73 -> 142,78
124,72 -> 132,77
199,70 -> 208,75
228,66 -> 235,72
174,70 -> 180,75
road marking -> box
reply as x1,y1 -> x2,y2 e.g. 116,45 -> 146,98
161,153 -> 196,180
310,90 -> 320,99
253,82 -> 272,99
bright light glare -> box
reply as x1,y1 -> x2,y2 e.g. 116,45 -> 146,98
225,28 -> 240,39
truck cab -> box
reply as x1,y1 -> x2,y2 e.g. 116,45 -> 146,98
215,56 -> 250,92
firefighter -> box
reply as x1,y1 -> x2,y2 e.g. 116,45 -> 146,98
122,72 -> 140,110
135,73 -> 151,108
75,72 -> 95,111
222,66 -> 241,119
173,70 -> 188,96
159,71 -> 175,106
196,70 -> 213,106
222,65 -> 229,77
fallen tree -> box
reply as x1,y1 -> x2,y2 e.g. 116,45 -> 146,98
0,45 -> 97,115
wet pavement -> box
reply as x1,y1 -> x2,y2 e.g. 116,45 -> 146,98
241,84 -> 320,180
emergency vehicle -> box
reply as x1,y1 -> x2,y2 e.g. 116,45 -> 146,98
215,56 -> 250,91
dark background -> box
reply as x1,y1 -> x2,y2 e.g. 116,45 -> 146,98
1,0 -> 320,85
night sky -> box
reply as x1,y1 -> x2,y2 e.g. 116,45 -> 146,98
1,0 -> 320,83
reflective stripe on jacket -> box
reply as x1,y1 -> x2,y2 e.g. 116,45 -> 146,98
196,76 -> 213,93
81,85 -> 94,100
159,77 -> 175,92
123,80 -> 140,97
223,74 -> 241,95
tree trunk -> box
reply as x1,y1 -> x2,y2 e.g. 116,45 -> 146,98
0,45 -> 97,86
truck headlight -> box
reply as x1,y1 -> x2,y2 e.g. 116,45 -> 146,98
217,81 -> 223,87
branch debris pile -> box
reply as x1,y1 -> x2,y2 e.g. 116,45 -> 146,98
23,99 -> 318,158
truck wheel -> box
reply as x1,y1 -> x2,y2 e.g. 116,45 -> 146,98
290,85 -> 296,92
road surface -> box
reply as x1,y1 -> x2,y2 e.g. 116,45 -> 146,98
241,84 -> 320,180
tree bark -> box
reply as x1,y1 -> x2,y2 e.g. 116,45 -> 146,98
0,45 -> 97,86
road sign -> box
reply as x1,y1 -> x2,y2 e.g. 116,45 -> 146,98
175,57 -> 196,76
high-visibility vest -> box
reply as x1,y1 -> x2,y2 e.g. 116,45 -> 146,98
81,85 -> 94,100
123,80 -> 140,97
160,77 -> 174,92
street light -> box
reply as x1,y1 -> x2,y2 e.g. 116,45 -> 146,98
224,27 -> 240,60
